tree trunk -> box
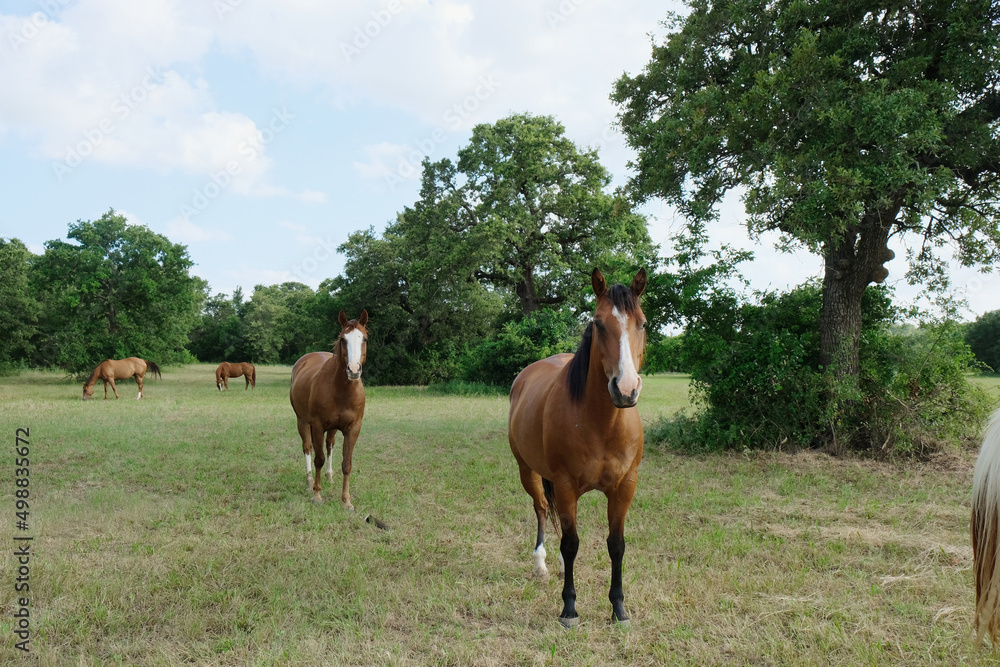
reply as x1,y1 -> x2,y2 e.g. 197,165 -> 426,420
516,264 -> 540,315
818,207 -> 899,389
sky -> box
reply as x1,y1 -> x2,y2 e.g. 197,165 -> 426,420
1,0 -> 997,322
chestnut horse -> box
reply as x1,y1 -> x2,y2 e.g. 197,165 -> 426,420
972,408 -> 1000,645
289,310 -> 369,507
509,268 -> 647,628
216,362 -> 256,390
82,357 -> 162,400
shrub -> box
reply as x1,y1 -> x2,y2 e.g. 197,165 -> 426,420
458,308 -> 582,388
646,281 -> 991,457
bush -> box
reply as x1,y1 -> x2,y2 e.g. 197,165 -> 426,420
646,281 -> 992,457
458,308 -> 582,388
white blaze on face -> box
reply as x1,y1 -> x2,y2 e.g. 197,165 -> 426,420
343,328 -> 364,376
612,306 -> 640,397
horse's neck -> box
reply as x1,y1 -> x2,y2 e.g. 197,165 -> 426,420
85,366 -> 102,387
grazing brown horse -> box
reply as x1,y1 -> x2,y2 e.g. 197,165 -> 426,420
972,408 -> 1000,645
216,362 -> 256,390
82,357 -> 162,400
509,268 -> 647,628
289,310 -> 369,507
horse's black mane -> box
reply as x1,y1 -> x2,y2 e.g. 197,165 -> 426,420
566,284 -> 639,403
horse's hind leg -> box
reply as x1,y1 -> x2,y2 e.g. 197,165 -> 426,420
135,373 -> 144,399
514,455 -> 553,580
309,423 -> 326,503
324,431 -> 336,485
297,419 -> 314,493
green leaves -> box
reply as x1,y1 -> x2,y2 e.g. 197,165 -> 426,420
30,209 -> 205,374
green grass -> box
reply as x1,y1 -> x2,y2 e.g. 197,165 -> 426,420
0,365 -> 996,664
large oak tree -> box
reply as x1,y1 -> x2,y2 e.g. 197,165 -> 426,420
613,0 -> 1000,395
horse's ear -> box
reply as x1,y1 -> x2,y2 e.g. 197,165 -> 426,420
631,268 -> 647,298
338,310 -> 349,327
358,309 -> 369,327
591,268 -> 607,299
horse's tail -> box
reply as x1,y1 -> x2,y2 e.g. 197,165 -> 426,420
972,408 -> 1000,646
145,360 -> 162,380
251,366 -> 256,387
542,478 -> 560,537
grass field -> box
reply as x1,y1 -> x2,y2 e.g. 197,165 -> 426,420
0,365 -> 999,665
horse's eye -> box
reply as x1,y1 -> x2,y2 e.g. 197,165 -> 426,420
594,319 -> 606,332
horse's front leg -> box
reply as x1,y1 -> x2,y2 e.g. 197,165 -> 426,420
606,470 -> 638,628
340,424 -> 361,511
107,379 -> 120,399
554,484 -> 581,627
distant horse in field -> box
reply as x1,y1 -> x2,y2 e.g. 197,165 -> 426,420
290,310 -> 369,508
972,408 -> 1000,645
509,268 -> 647,628
82,357 -> 162,400
216,362 -> 256,390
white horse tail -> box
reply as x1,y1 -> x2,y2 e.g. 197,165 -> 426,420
972,408 -> 1000,646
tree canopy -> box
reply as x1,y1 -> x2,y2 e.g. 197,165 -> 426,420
332,113 -> 657,384
31,210 -> 206,374
613,0 -> 1000,390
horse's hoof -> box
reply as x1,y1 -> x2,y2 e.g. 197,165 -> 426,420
310,496 -> 323,504
558,616 -> 579,629
612,617 -> 631,630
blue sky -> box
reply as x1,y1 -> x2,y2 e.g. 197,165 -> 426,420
1,0 -> 997,320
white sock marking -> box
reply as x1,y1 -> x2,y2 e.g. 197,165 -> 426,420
533,544 -> 548,576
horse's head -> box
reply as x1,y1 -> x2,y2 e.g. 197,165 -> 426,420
82,382 -> 94,401
590,268 -> 647,409
337,309 -> 369,381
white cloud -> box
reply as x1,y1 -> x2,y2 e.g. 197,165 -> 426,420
166,217 -> 233,243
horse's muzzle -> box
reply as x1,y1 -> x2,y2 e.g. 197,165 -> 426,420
609,377 -> 641,409
346,369 -> 363,381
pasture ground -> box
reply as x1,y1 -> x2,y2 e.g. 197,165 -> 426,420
0,365 -> 999,665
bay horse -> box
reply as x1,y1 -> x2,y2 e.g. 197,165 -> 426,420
216,362 -> 256,390
509,268 -> 647,628
82,357 -> 162,400
289,310 -> 369,508
972,408 -> 1000,645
